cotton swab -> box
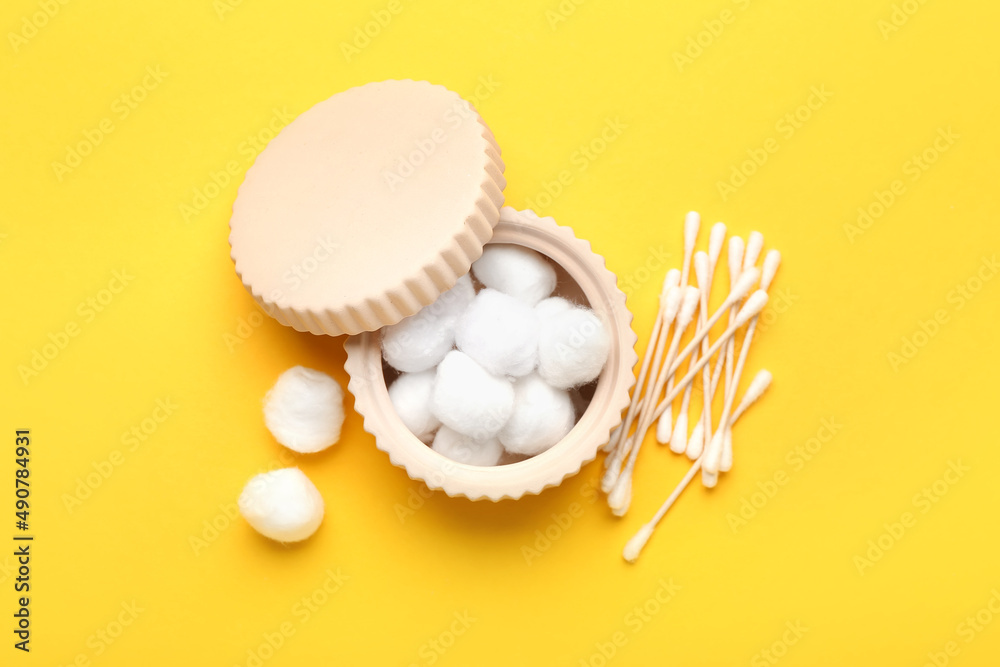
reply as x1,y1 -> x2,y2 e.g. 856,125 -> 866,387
687,224 -> 727,457
720,236 -> 745,398
602,282 -> 683,493
607,287 -> 700,510
660,213 -> 701,444
648,290 -> 768,424
703,250 -> 780,479
622,369 -> 773,563
669,252 -> 711,456
608,290 -> 767,515
720,249 -> 779,470
601,270 -> 680,455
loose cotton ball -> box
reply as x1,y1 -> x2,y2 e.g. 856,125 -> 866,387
471,244 -> 557,306
455,289 -> 540,377
388,370 -> 440,441
431,426 -> 504,467
264,366 -> 345,453
430,350 -> 514,440
537,305 -> 611,389
238,468 -> 324,542
382,275 -> 475,373
499,373 -> 576,456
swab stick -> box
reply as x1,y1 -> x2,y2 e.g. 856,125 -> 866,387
649,290 -> 768,424
721,248 -> 779,469
606,287 -> 700,507
705,250 -> 781,479
622,369 -> 773,563
687,223 -> 728,456
601,270 -> 680,455
660,213 -> 701,444
670,253 -> 710,455
602,283 -> 683,492
608,291 -> 767,515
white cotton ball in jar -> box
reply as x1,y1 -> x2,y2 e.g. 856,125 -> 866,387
238,468 -> 325,542
454,288 -> 540,377
534,295 -> 574,320
471,244 -> 557,306
430,350 -> 514,440
536,305 -> 611,389
498,373 -> 576,456
387,369 -> 441,442
431,426 -> 504,467
381,275 -> 475,373
263,366 -> 345,453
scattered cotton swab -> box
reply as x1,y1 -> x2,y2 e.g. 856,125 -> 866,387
614,281 -> 765,487
689,224 -> 727,458
622,368 -> 773,563
703,250 -> 781,479
602,282 -> 683,493
606,286 -> 700,512
239,468 -> 325,542
605,270 -> 680,458
661,213 -> 701,444
263,366 -> 345,454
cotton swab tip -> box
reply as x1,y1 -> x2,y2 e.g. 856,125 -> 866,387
743,231 -> 765,272
608,477 -> 632,517
623,523 -> 655,563
684,212 -> 701,251
701,468 -> 719,488
735,290 -> 768,326
728,236 -> 745,287
709,222 -> 727,266
660,268 -> 681,300
742,369 -> 773,406
656,411 -> 672,444
732,266 -> 761,301
669,411 -> 688,455
662,285 -> 684,323
676,286 -> 701,327
601,455 -> 623,494
702,430 -> 725,475
761,250 -> 782,291
694,251 -> 710,289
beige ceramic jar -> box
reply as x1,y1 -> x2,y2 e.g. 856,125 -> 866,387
229,80 -> 636,501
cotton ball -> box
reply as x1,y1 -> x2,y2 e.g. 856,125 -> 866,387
238,468 -> 324,542
535,296 -> 574,320
430,350 -> 514,439
264,366 -> 344,453
499,373 -> 575,456
454,289 -> 539,377
431,426 -> 504,467
537,306 -> 611,389
381,275 -> 475,373
420,274 -> 476,321
471,244 -> 557,305
388,370 -> 440,441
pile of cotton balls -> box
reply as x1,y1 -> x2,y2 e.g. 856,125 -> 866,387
383,244 -> 611,466
239,365 -> 345,543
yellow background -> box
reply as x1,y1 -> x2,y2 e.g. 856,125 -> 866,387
3,0 -> 999,664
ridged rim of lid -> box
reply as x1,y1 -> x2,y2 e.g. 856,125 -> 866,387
229,80 -> 506,336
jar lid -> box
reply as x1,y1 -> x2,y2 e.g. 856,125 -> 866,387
229,80 -> 506,336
